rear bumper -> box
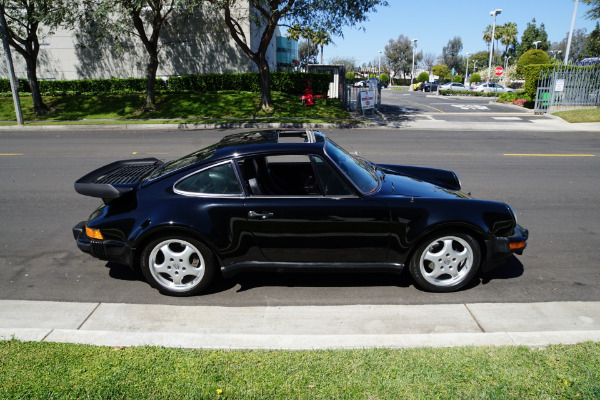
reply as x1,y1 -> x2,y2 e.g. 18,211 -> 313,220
72,221 -> 133,267
483,224 -> 529,272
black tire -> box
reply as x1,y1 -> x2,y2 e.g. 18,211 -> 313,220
409,232 -> 481,293
140,235 -> 215,296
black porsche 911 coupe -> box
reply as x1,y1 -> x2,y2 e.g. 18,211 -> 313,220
73,130 -> 528,296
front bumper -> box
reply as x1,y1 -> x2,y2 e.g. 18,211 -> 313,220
72,221 -> 134,267
483,224 -> 529,272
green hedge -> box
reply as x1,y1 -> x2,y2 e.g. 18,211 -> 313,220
439,90 -> 498,97
0,72 -> 330,96
521,63 -> 600,99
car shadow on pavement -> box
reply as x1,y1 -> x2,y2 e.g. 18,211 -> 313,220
479,255 -> 524,285
229,270 -> 412,293
106,262 -> 143,281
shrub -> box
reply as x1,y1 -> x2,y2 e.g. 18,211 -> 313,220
416,72 -> 429,82
346,71 -> 355,81
469,73 -> 481,84
517,50 -> 550,74
452,75 -> 462,83
380,73 -> 389,83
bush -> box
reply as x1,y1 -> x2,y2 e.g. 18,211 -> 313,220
469,73 -> 481,84
452,75 -> 462,83
346,71 -> 355,81
0,72 -> 332,96
380,73 -> 389,83
517,50 -> 550,74
416,72 -> 429,82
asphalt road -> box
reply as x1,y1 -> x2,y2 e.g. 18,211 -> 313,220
1,126 -> 599,306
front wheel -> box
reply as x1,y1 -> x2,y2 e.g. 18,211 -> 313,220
409,233 -> 481,293
140,236 -> 215,296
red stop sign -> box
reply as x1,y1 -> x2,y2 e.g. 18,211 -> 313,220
495,66 -> 504,76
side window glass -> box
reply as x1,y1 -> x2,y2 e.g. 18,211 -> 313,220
239,155 -> 320,196
174,162 -> 242,195
312,156 -> 353,196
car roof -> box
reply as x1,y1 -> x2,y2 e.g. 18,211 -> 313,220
211,129 -> 327,160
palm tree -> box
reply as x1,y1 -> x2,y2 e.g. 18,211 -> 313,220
500,22 -> 518,57
312,30 -> 333,64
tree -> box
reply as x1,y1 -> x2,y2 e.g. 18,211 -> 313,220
517,19 -> 549,58
581,0 -> 600,20
416,71 -> 429,82
421,52 -> 436,74
469,51 -> 490,72
298,39 -> 318,66
432,64 -> 449,81
516,49 -> 550,74
585,21 -> 600,55
442,36 -> 463,73
329,56 -> 357,71
312,30 -> 332,64
483,24 -> 502,52
551,28 -> 589,62
1,0 -> 77,114
212,0 -> 387,112
499,22 -> 518,57
384,34 -> 420,80
82,0 -> 198,111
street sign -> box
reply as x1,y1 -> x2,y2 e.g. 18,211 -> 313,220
495,66 -> 504,76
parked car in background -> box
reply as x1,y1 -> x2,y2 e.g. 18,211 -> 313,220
354,80 -> 368,87
417,81 -> 439,92
471,83 -> 515,93
73,130 -> 528,296
439,82 -> 470,91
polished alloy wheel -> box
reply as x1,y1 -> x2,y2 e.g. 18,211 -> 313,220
418,235 -> 474,288
148,239 -> 205,293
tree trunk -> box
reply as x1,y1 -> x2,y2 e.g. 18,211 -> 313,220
144,49 -> 159,111
258,59 -> 272,112
25,55 -> 48,115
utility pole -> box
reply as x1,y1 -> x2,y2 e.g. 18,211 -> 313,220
565,0 -> 579,64
0,4 -> 23,126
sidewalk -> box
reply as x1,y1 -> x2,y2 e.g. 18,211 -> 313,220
1,300 -> 599,349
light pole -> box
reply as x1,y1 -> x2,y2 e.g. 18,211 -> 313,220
410,38 -> 417,91
565,0 -> 579,63
504,55 -> 511,70
487,9 -> 502,83
533,40 -> 541,49
550,50 -> 562,59
465,52 -> 471,86
378,50 -> 382,81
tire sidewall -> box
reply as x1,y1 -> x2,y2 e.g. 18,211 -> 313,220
409,232 -> 481,293
140,235 -> 215,297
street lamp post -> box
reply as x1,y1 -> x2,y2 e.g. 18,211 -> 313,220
565,0 -> 579,63
465,52 -> 471,86
487,9 -> 502,84
504,55 -> 511,70
378,50 -> 382,81
533,40 -> 541,49
410,38 -> 417,91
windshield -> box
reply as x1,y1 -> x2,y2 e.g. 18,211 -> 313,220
147,143 -> 218,180
325,139 -> 379,194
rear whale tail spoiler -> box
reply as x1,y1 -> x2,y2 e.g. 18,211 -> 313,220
74,158 -> 162,201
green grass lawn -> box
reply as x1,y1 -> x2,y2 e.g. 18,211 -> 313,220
1,340 -> 599,399
0,91 -> 352,124
553,108 -> 600,123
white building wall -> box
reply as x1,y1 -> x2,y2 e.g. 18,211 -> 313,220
0,1 -> 278,81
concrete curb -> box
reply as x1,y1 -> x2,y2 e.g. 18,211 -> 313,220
1,300 -> 599,349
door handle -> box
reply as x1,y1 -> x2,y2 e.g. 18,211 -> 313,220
248,210 -> 274,219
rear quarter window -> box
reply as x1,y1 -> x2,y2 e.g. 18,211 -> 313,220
174,162 -> 242,195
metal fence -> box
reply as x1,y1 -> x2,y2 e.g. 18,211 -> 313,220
344,84 -> 381,113
534,65 -> 600,114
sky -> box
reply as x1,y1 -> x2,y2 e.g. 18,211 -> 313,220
309,0 -> 598,67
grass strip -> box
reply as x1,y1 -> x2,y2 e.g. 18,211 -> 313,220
1,340 -> 599,399
553,108 -> 600,123
0,92 -> 351,123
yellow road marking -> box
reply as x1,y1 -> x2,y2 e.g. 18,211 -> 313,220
504,154 -> 595,157
0,153 -> 23,156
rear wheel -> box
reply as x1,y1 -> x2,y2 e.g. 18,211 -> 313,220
140,236 -> 215,296
409,232 -> 481,293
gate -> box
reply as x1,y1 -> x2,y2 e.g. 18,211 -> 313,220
534,65 -> 600,114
